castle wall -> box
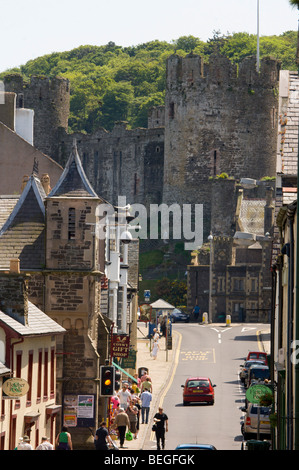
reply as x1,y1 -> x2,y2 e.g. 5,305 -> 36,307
58,122 -> 165,208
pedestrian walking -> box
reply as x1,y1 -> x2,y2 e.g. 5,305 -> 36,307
153,328 -> 160,341
141,376 -> 152,393
94,421 -> 113,450
153,407 -> 168,450
36,436 -> 54,450
17,436 -> 33,450
117,383 -> 131,410
134,396 -> 141,437
160,316 -> 167,337
126,400 -> 139,439
55,426 -> 73,450
151,339 -> 160,359
140,389 -> 152,424
192,304 -> 200,321
113,407 -> 130,448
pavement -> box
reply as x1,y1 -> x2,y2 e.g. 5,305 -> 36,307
117,322 -> 271,451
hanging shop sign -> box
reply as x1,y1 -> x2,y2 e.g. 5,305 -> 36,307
112,334 -> 130,358
139,303 -> 152,323
246,384 -> 273,405
2,377 -> 30,398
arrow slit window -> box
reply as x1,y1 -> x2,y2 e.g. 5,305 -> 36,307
68,208 -> 76,240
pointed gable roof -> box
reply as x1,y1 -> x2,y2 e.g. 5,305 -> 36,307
0,174 -> 46,270
47,140 -> 98,198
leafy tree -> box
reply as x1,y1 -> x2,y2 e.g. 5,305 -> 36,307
173,35 -> 205,53
155,278 -> 187,306
100,81 -> 134,130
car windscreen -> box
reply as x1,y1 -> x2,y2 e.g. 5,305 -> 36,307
250,406 -> 271,416
250,368 -> 270,380
187,380 -> 210,388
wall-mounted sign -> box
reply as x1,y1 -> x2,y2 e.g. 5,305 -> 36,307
112,334 -> 130,358
2,377 -> 30,398
63,394 -> 95,428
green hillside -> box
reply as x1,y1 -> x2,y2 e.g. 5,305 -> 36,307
0,32 -> 297,134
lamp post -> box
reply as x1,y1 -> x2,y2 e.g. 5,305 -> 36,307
208,233 -> 213,323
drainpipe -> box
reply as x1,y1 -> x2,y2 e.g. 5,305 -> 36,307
296,171 -> 299,450
295,5 -> 299,450
286,204 -> 295,449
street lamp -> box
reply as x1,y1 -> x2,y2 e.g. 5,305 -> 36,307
208,233 -> 213,322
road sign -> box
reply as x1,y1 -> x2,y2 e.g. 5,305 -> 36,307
246,384 -> 273,404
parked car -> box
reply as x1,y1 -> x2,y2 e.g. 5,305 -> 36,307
175,444 -> 217,450
246,351 -> 268,364
246,364 -> 270,389
241,403 -> 271,440
170,308 -> 190,323
239,360 -> 266,384
181,377 -> 216,406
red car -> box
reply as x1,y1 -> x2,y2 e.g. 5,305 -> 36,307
246,351 -> 268,365
182,377 -> 216,406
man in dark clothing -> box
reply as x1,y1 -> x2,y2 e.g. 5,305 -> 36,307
153,407 -> 168,450
94,421 -> 112,450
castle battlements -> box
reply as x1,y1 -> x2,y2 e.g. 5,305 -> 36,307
166,53 -> 280,90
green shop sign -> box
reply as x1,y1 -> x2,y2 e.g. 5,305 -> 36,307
246,384 -> 273,404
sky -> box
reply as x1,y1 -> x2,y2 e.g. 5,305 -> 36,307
0,0 -> 297,73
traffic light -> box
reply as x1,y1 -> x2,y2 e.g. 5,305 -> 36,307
100,366 -> 115,396
115,370 -> 121,391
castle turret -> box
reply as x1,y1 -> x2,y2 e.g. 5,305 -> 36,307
163,53 -> 281,237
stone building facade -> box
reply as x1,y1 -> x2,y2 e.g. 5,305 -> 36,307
188,179 -> 275,323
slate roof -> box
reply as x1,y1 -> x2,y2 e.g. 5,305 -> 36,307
0,301 -> 65,336
0,361 -> 10,376
48,141 -> 99,198
0,196 -> 18,230
0,175 -> 46,270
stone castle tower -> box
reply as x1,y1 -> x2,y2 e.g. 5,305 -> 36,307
3,74 -> 70,158
163,54 -> 280,237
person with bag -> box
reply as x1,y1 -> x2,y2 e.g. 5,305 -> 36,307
94,421 -> 114,450
126,399 -> 139,439
113,407 -> 130,448
153,407 -> 168,450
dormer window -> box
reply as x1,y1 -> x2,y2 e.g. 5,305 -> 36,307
68,208 -> 76,240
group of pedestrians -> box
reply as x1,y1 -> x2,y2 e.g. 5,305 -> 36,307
95,366 -> 168,451
15,426 -> 73,450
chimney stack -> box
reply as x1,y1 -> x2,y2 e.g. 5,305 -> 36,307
41,173 -> 51,195
0,259 -> 29,326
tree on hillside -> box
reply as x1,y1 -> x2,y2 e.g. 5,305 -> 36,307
289,0 -> 299,64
